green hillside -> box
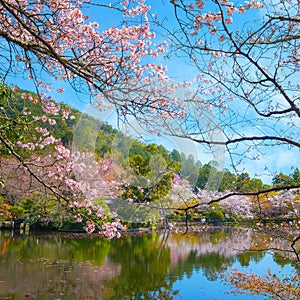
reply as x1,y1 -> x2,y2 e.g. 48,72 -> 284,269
1,85 -> 299,229
1,85 -> 298,197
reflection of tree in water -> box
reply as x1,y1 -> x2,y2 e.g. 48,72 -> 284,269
170,250 -> 235,281
101,229 -> 265,299
9,235 -> 111,266
236,251 -> 265,267
273,253 -> 300,275
165,228 -> 253,282
67,238 -> 111,266
1,229 -> 298,299
0,235 -> 117,299
106,233 -> 176,299
0,234 -> 12,256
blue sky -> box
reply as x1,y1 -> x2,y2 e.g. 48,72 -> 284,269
4,0 -> 300,184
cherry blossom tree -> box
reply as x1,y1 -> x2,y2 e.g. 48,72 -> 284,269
139,0 -> 300,255
0,0 -> 181,115
0,83 -> 127,236
0,0 -> 169,236
1,0 -> 300,242
151,0 -> 300,186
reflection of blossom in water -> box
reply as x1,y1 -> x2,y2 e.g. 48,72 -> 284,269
167,229 -> 282,267
164,229 -> 253,267
165,227 -> 300,267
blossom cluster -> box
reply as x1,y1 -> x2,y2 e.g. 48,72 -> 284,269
10,87 -> 126,237
168,176 -> 300,220
0,0 -> 192,126
1,1 -> 166,97
189,0 -> 264,50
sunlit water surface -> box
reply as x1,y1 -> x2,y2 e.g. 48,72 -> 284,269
0,227 -> 299,299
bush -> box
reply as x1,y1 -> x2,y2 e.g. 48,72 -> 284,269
0,203 -> 12,220
206,209 -> 225,223
8,205 -> 25,219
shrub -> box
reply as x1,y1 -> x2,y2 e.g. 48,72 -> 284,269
206,209 -> 225,223
0,203 -> 12,221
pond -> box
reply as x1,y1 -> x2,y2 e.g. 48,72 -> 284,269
0,227 -> 299,300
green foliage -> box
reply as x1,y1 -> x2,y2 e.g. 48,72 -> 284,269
235,173 -> 264,192
73,115 -> 118,158
8,205 -> 25,219
121,142 -> 176,202
218,169 -> 236,192
2,84 -> 300,229
129,153 -> 151,176
179,154 -> 200,185
0,84 -> 119,160
206,209 -> 225,223
0,84 -> 32,156
291,168 -> 300,183
272,169 -> 300,187
18,193 -> 70,228
197,163 -> 213,189
196,163 -> 222,191
195,165 -> 271,193
92,198 -> 111,215
122,172 -> 174,203
170,149 -> 181,162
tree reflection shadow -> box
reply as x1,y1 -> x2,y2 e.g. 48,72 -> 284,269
0,228 -> 299,299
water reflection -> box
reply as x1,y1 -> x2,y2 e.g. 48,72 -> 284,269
0,228 -> 299,299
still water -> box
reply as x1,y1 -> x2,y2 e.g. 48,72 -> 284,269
0,227 -> 299,299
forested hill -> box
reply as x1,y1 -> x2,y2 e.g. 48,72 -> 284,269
1,88 -> 299,194
0,88 -> 119,159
